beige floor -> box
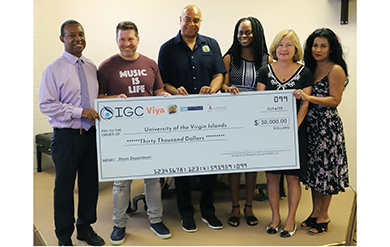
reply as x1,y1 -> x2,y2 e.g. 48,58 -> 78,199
34,166 -> 356,246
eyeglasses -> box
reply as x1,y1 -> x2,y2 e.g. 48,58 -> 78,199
182,16 -> 202,24
238,31 -> 253,36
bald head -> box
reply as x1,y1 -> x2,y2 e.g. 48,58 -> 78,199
181,5 -> 202,18
180,5 -> 202,39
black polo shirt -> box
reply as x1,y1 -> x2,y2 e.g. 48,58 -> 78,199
158,31 -> 227,94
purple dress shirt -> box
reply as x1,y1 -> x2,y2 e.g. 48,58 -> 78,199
39,51 -> 99,129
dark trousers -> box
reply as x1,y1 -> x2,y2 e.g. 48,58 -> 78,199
51,127 -> 99,241
174,174 -> 217,219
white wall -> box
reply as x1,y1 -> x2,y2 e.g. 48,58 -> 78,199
33,0 -> 357,190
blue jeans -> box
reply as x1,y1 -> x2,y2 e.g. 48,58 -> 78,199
113,179 -> 163,227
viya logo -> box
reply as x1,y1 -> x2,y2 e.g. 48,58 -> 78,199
100,106 -> 114,120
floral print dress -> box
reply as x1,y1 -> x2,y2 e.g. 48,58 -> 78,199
302,68 -> 349,195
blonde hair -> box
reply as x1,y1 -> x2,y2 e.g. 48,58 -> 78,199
269,29 -> 303,62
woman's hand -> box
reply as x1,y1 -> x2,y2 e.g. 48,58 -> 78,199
294,89 -> 310,101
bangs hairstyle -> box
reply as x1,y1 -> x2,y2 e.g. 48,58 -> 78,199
269,29 -> 303,62
116,21 -> 139,37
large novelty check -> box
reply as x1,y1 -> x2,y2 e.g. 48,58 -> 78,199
95,90 -> 299,182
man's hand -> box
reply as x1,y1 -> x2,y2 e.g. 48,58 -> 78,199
199,86 -> 215,95
82,108 -> 101,122
176,86 -> 189,96
225,86 -> 239,95
117,93 -> 127,98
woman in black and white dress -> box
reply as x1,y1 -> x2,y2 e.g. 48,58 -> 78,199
257,29 -> 312,238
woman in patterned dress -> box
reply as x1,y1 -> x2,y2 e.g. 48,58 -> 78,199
222,17 -> 270,227
294,28 -> 349,235
257,30 -> 312,238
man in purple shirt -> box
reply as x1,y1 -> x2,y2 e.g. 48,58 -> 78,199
39,20 -> 104,246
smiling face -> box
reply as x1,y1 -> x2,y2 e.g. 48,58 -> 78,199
180,6 -> 202,39
312,37 -> 331,62
60,23 -> 85,57
116,29 -> 139,60
276,35 -> 295,61
237,20 -> 253,47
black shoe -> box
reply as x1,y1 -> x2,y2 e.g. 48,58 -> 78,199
280,224 -> 297,238
110,226 -> 125,245
58,238 -> 73,246
228,205 -> 240,227
266,220 -> 281,234
181,217 -> 197,233
150,222 -> 172,239
201,215 -> 223,229
77,230 -> 105,246
244,204 -> 258,226
301,216 -> 317,229
309,220 -> 331,235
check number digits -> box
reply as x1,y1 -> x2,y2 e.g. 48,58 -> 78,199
154,163 -> 248,175
274,95 -> 288,102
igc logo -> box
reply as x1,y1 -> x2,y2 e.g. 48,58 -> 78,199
100,106 -> 144,120
100,106 -> 114,120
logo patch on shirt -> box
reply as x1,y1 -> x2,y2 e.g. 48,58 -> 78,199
202,45 -> 210,53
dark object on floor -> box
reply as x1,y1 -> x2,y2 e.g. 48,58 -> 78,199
36,132 -> 53,172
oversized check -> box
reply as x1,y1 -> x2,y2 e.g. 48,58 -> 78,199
95,90 -> 299,182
